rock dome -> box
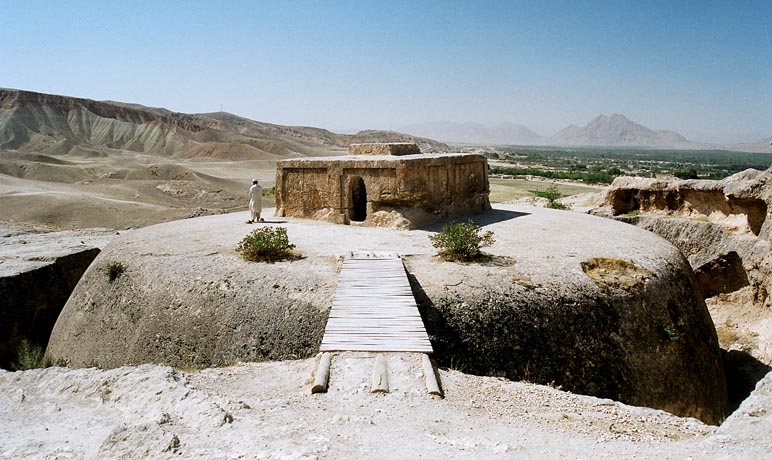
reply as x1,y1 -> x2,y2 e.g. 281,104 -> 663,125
46,204 -> 727,423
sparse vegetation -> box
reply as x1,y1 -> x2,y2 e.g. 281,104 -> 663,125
105,261 -> 125,282
12,339 -> 45,371
488,178 -> 601,203
662,323 -> 680,341
531,184 -> 569,210
261,186 -> 276,198
430,220 -> 495,262
236,226 -> 297,262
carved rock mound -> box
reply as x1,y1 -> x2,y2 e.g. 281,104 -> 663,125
46,205 -> 726,423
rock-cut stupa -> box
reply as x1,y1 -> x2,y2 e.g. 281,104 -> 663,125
274,143 -> 491,229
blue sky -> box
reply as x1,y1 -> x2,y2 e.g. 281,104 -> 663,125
1,0 -> 770,143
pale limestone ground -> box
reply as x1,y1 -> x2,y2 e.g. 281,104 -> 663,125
3,204 -> 770,458
1,357 -> 770,460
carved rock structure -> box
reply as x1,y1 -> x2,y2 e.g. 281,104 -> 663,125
47,206 -> 727,423
275,143 -> 491,229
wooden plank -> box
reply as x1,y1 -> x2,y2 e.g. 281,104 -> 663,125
319,255 -> 432,354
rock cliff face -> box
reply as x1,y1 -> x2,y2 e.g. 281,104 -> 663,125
46,206 -> 726,423
0,227 -> 113,369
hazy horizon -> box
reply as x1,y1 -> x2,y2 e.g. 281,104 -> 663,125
1,0 -> 770,144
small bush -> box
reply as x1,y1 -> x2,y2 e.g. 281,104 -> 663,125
105,261 -> 125,282
674,168 -> 699,180
12,339 -> 45,371
261,186 -> 276,198
429,220 -> 495,262
236,226 -> 297,262
531,184 -> 569,210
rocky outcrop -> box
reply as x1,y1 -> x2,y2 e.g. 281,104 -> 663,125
0,227 -> 113,369
406,250 -> 725,424
597,168 -> 771,311
47,206 -> 726,423
45,217 -> 337,369
603,168 -> 770,238
595,169 -> 772,409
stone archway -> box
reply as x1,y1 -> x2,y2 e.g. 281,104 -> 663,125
348,176 -> 367,222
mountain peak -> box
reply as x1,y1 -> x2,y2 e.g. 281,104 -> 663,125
551,113 -> 691,148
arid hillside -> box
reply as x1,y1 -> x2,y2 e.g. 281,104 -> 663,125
0,89 -> 448,229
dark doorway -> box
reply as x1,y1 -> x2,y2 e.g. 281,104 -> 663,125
349,176 -> 367,222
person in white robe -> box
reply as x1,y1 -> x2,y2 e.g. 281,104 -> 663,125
247,179 -> 263,223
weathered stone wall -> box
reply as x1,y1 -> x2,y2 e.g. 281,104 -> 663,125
275,154 -> 490,229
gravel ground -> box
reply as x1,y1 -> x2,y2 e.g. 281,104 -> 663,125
1,356 -> 770,459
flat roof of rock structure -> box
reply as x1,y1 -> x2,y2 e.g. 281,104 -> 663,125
348,142 -> 421,156
275,144 -> 491,229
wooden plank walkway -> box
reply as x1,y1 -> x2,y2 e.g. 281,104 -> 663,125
319,255 -> 433,353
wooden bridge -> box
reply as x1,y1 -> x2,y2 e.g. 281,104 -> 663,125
320,253 -> 433,353
313,253 -> 441,396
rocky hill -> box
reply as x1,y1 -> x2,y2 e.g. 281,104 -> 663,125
593,167 -> 772,410
0,88 -> 449,159
550,113 -> 698,148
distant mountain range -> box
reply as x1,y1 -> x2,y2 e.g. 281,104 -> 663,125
2,89 -> 767,155
0,88 -> 449,160
401,121 -> 546,146
402,114 -> 771,152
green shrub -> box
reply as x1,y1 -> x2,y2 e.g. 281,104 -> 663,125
12,339 -> 45,371
674,168 -> 699,180
236,226 -> 297,262
531,184 -> 569,210
105,261 -> 125,282
429,220 -> 495,262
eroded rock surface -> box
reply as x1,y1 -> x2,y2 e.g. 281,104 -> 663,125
594,169 -> 772,411
46,205 -> 726,423
602,168 -> 770,239
594,169 -> 772,362
4,362 -> 767,460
